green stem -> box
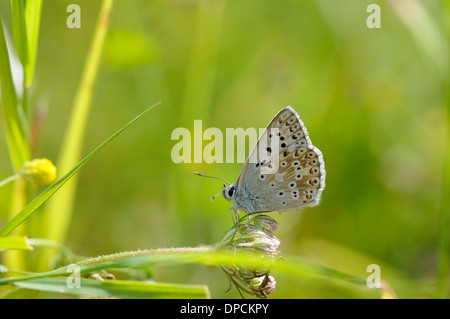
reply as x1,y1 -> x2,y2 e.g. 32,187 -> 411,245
0,174 -> 21,188
27,238 -> 68,252
75,247 -> 212,267
22,85 -> 31,121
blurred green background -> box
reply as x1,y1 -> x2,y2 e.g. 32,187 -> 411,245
0,0 -> 448,298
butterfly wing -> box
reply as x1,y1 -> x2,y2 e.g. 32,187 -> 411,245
236,106 -> 325,212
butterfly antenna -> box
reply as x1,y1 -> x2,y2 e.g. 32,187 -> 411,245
209,184 -> 226,202
194,172 -> 230,202
193,172 -> 230,185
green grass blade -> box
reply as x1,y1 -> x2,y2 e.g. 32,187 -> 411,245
0,101 -> 160,238
0,18 -> 31,171
0,248 -> 365,288
43,0 -> 113,246
0,236 -> 33,251
23,0 -> 42,90
0,249 -> 195,286
0,287 -> 39,299
0,247 -> 408,298
10,0 -> 28,66
13,278 -> 210,299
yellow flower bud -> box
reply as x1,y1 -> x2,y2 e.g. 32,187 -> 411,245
22,158 -> 57,186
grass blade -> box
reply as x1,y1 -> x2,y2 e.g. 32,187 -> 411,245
0,247 -> 405,298
0,18 -> 30,171
23,0 -> 42,90
10,0 -> 28,66
13,277 -> 210,299
0,101 -> 160,238
42,0 -> 113,247
0,248 -> 365,287
0,236 -> 33,251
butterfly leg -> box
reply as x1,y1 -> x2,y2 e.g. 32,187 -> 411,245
229,206 -> 242,225
228,207 -> 236,224
236,208 -> 252,224
244,211 -> 251,224
235,210 -> 241,224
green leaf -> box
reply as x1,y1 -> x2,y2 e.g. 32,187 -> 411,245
0,236 -> 33,251
0,101 -> 161,238
13,278 -> 210,299
0,18 -> 31,171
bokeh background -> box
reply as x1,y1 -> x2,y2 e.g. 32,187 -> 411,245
0,0 -> 448,298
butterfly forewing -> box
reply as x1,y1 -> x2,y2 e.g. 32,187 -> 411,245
236,106 -> 325,212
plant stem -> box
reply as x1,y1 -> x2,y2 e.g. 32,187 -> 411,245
0,174 -> 21,188
22,85 -> 31,120
76,247 -> 212,267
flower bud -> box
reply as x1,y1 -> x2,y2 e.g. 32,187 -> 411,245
22,158 -> 57,186
252,214 -> 278,233
248,275 -> 276,299
216,213 -> 280,298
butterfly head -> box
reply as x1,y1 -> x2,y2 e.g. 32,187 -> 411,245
222,184 -> 237,202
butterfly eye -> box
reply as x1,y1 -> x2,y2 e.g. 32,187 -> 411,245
228,186 -> 235,197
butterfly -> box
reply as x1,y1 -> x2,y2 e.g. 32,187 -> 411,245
196,106 -> 325,222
